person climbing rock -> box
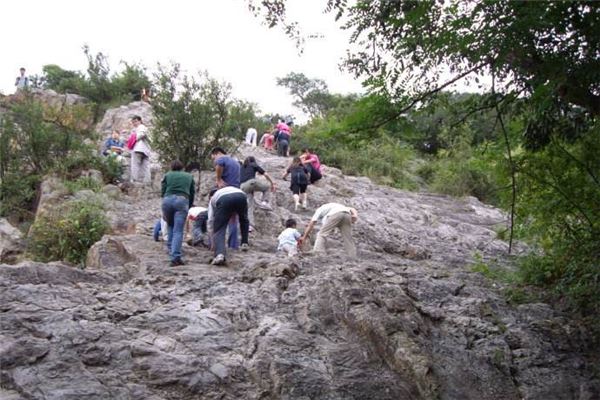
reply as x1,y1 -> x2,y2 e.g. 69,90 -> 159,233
185,206 -> 209,247
240,156 -> 275,230
275,119 -> 291,157
301,203 -> 358,258
282,156 -> 309,211
210,146 -> 241,247
259,130 -> 274,151
277,218 -> 302,257
210,146 -> 241,188
245,127 -> 258,146
207,186 -> 250,266
300,148 -> 322,184
161,160 -> 195,266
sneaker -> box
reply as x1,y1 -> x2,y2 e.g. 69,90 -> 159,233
301,202 -> 307,209
170,258 -> 185,267
211,254 -> 226,265
241,243 -> 249,252
257,201 -> 272,210
294,203 -> 299,211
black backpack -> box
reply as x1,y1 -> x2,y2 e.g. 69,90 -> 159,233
291,166 -> 308,185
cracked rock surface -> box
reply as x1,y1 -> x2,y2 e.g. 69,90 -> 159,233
1,145 -> 598,399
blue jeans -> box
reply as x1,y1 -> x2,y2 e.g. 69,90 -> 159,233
162,195 -> 189,261
228,215 -> 239,249
153,219 -> 162,241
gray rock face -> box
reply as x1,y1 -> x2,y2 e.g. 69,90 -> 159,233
1,145 -> 598,399
0,219 -> 24,263
95,101 -> 161,183
95,101 -> 153,138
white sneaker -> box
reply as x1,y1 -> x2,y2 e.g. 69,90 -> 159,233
241,243 -> 249,252
211,254 -> 226,265
258,201 -> 273,210
301,202 -> 307,209
294,203 -> 299,211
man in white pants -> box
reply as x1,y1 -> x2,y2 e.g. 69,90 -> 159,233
130,115 -> 151,183
301,203 -> 358,258
245,128 -> 257,147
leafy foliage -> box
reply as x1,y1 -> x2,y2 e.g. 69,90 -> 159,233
151,64 -> 262,169
276,72 -> 341,118
34,46 -> 151,121
0,93 -> 117,222
28,199 -> 108,265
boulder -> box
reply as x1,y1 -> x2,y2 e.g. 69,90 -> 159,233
95,101 -> 153,138
33,175 -> 69,219
0,219 -> 24,263
86,235 -> 140,280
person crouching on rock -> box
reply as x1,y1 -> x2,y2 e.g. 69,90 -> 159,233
277,218 -> 302,257
300,148 -> 322,184
161,160 -> 195,267
301,203 -> 358,258
207,186 -> 250,266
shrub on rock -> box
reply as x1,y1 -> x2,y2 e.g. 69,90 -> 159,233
28,199 -> 108,266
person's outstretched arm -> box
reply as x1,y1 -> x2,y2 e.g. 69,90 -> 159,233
263,172 -> 276,191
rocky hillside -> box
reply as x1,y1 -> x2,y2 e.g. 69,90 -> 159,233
1,131 -> 599,399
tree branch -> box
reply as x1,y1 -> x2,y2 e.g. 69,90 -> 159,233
348,62 -> 488,133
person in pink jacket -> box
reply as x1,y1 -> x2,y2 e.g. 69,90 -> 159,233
300,148 -> 322,184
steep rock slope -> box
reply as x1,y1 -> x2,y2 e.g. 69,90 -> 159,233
1,145 -> 598,400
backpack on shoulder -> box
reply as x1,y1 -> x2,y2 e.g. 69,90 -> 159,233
291,167 -> 308,185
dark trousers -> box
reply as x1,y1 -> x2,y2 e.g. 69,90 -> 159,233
213,193 -> 249,257
277,139 -> 289,157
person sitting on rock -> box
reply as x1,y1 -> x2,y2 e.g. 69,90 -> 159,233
207,186 -> 250,266
301,203 -> 358,258
300,148 -> 322,184
240,156 -> 275,231
277,218 -> 302,257
282,156 -> 309,211
161,160 -> 195,266
102,130 -> 125,158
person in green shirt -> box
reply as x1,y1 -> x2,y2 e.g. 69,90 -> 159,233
161,160 -> 195,266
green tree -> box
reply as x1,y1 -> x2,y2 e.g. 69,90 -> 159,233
151,64 -> 261,169
0,93 -> 96,221
35,46 -> 151,121
277,72 -> 339,118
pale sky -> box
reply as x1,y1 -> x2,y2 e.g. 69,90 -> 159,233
0,0 -> 364,122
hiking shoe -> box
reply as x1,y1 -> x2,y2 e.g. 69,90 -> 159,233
170,258 -> 185,267
241,243 -> 249,252
257,201 -> 273,211
211,254 -> 226,265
